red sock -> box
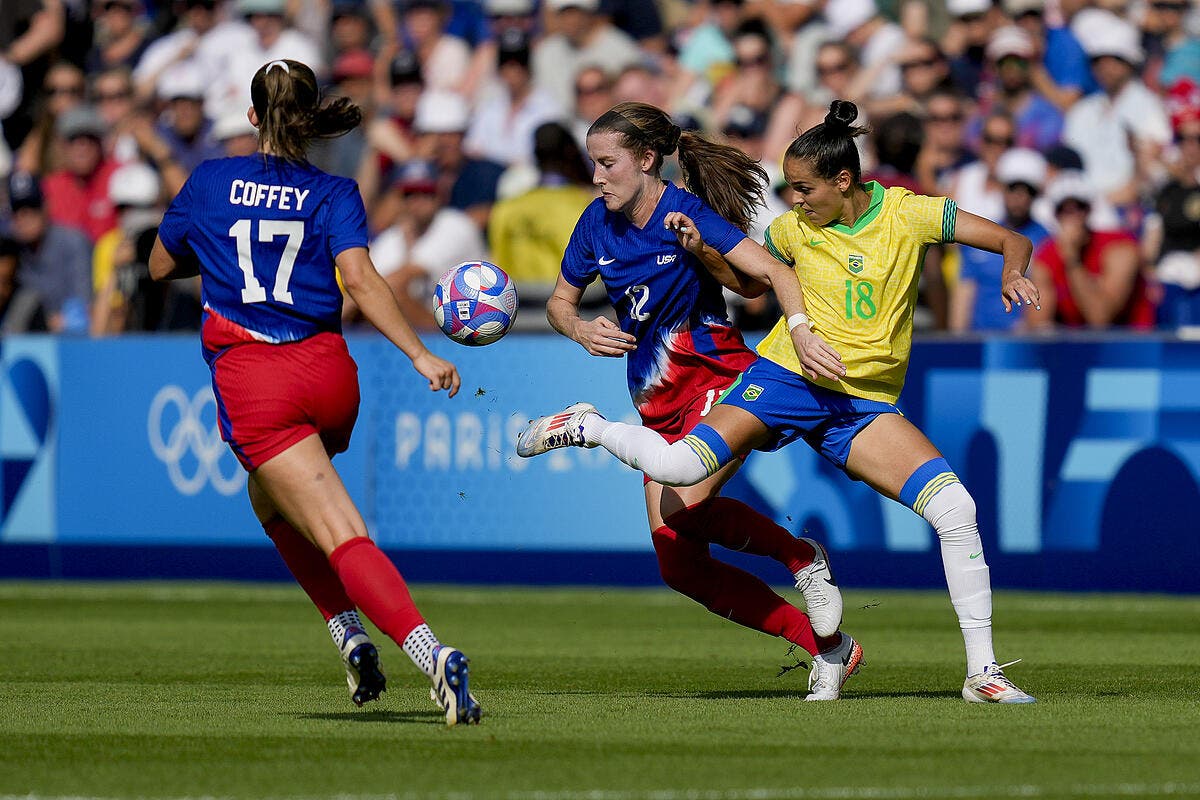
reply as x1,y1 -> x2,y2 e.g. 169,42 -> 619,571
263,516 -> 354,621
328,537 -> 425,646
652,524 -> 823,656
667,497 -> 816,575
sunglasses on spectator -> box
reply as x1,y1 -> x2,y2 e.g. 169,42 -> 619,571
1177,133 -> 1200,145
1055,200 -> 1091,215
101,1 -> 134,11
737,53 -> 770,68
1152,1 -> 1188,11
997,55 -> 1029,68
48,84 -> 84,96
1005,182 -> 1038,195
900,57 -> 939,71
95,89 -> 133,101
927,112 -> 963,124
816,61 -> 850,77
957,11 -> 986,23
575,82 -> 607,96
982,134 -> 1015,147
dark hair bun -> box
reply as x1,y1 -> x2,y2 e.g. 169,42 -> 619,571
825,100 -> 859,134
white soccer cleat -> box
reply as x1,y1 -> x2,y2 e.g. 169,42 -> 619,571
339,627 -> 386,707
805,632 -> 864,701
962,660 -> 1036,704
430,645 -> 482,726
793,537 -> 843,638
515,402 -> 602,457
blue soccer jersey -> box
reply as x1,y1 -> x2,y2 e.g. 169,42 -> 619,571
560,182 -> 750,416
158,155 -> 368,348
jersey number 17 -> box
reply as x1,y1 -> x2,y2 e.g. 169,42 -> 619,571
229,218 -> 304,305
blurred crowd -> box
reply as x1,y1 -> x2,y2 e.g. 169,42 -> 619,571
0,0 -> 1198,336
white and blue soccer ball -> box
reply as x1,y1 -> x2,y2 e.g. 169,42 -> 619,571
432,260 -> 519,346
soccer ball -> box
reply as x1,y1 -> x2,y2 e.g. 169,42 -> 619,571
432,261 -> 519,346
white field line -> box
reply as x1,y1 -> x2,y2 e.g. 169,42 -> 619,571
3,782 -> 1200,800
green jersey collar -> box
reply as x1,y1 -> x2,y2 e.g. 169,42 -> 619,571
828,181 -> 884,235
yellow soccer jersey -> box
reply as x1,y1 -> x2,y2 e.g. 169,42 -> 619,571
759,181 -> 956,404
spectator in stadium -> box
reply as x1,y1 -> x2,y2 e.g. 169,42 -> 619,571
1143,0 -> 1200,89
968,25 -> 1063,153
1005,0 -> 1095,111
824,0 -> 905,102
951,147 -> 1050,332
487,120 -> 594,312
148,58 -> 480,726
568,64 -> 612,147
0,0 -> 66,152
463,27 -> 562,167
90,66 -> 142,164
358,48 -> 422,205
864,37 -> 952,120
210,0 -> 324,120
0,232 -> 48,332
601,0 -> 666,53
1027,172 -> 1155,330
519,99 -> 1042,705
945,111 -> 1014,224
41,105 -> 120,242
941,0 -> 1005,99
865,111 -> 924,193
86,0 -> 151,73
153,64 -> 223,174
1147,81 -> 1200,328
309,48 -> 373,178
211,107 -> 258,156
397,0 -> 469,94
800,41 -> 862,129
13,60 -> 85,175
327,0 -> 375,59
516,99 -> 861,701
412,88 -> 504,232
7,170 -> 92,333
531,0 -> 641,112
354,158 -> 485,329
1063,11 -> 1171,216
673,0 -> 741,99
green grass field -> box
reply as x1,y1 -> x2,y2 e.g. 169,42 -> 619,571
2,582 -> 1199,800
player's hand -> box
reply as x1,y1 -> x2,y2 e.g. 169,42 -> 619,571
574,316 -> 637,358
664,211 -> 704,255
791,327 -> 846,382
1001,269 -> 1041,313
413,351 -> 461,398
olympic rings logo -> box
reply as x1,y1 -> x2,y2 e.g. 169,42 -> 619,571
147,385 -> 245,496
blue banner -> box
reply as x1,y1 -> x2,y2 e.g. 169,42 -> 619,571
2,332 -> 1198,591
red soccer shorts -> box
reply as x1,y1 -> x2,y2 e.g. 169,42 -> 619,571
210,332 -> 360,471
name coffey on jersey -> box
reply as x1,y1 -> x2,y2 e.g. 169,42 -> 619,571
228,179 -> 311,211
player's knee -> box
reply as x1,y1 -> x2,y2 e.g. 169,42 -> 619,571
662,498 -> 714,537
929,482 -> 977,541
648,442 -> 711,486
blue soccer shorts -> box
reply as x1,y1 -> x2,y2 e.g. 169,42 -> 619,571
715,356 -> 901,469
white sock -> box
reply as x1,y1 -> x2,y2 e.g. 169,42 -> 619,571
586,417 -> 709,486
327,609 -> 365,648
919,482 -> 996,676
402,623 -> 441,678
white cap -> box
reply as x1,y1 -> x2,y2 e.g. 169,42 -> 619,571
0,57 -> 22,120
213,110 -> 258,141
485,0 -> 534,14
108,161 -> 161,207
824,0 -> 877,40
1045,170 -> 1094,208
1072,9 -> 1143,65
1002,0 -> 1043,15
157,62 -> 206,101
546,0 -> 598,10
947,0 -> 990,16
414,90 -> 470,133
996,148 -> 1047,190
986,25 -> 1035,62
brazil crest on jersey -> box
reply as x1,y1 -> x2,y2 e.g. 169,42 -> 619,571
560,182 -> 751,423
759,181 -> 956,404
158,155 -> 368,361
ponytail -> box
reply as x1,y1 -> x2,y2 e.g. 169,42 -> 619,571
589,101 -> 766,232
784,99 -> 870,182
250,59 -> 363,163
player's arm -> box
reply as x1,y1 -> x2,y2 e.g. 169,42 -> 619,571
148,237 -> 200,280
723,238 -> 846,381
336,246 -> 460,397
547,273 -> 636,358
952,209 -> 1039,313
663,211 -> 768,298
